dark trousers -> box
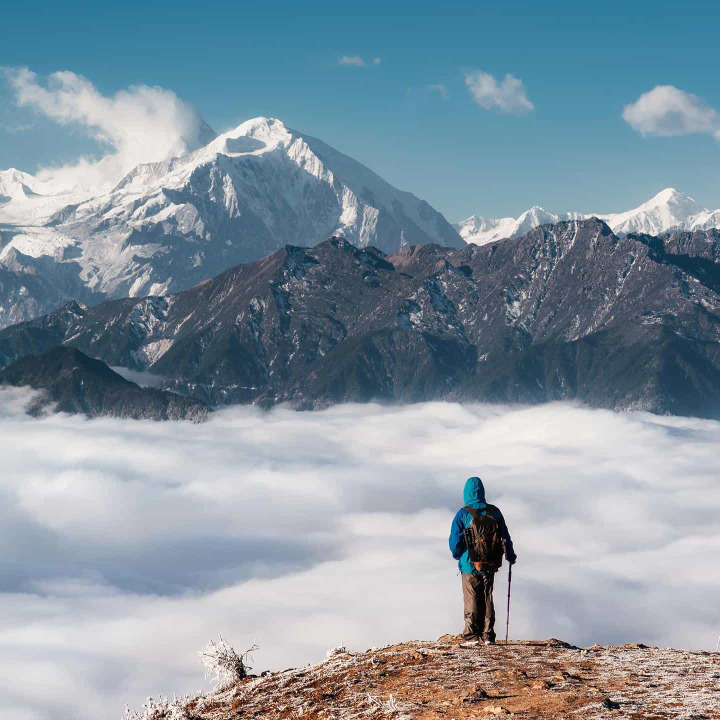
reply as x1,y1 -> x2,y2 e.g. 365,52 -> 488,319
461,571 -> 496,641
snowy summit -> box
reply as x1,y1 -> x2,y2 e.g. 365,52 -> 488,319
456,188 -> 720,245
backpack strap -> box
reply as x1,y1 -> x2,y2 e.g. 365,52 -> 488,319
464,505 -> 493,518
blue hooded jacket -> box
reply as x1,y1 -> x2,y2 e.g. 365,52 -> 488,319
449,476 -> 516,574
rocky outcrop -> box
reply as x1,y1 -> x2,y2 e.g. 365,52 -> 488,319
123,637 -> 720,719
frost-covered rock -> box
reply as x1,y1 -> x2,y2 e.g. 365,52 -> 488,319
121,637 -> 720,720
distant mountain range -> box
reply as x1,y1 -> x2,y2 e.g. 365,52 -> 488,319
2,219 -> 720,419
0,117 -> 462,328
456,188 -> 720,245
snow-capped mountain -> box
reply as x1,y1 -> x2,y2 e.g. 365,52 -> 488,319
0,169 -> 38,203
0,117 -> 462,326
457,189 -> 720,245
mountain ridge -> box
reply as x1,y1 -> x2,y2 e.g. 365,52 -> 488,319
2,218 -> 720,418
0,345 -> 208,421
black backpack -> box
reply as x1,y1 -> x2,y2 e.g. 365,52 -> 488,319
463,504 -> 505,571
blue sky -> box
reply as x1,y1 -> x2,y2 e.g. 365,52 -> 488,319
2,0 -> 720,220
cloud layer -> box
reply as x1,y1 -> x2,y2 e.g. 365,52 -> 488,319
464,70 -> 534,115
2,68 -> 215,192
0,392 -> 718,719
623,85 -> 720,140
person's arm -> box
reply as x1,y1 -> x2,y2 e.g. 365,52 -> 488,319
493,506 -> 517,564
449,509 -> 467,560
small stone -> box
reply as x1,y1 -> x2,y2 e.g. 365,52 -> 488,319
531,680 -> 551,690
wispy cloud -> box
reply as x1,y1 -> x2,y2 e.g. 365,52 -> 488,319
0,393 -> 718,719
1,67 -> 214,192
426,84 -> 448,99
464,69 -> 534,115
623,85 -> 720,140
0,122 -> 33,134
338,55 -> 381,67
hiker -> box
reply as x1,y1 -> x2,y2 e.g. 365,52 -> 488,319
449,476 -> 516,645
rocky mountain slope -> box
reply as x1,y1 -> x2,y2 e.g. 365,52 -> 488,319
2,218 -> 720,418
0,119 -> 461,328
123,637 -> 720,719
0,346 -> 207,421
458,188 -> 720,245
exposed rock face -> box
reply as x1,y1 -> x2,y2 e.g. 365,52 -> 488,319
122,637 -> 720,720
0,246 -> 102,327
1,219 -> 720,418
0,346 -> 207,421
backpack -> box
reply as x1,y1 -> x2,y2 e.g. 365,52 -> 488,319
463,504 -> 505,572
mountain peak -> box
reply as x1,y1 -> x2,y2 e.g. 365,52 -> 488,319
457,189 -> 715,246
652,187 -> 681,201
644,187 -> 699,210
226,116 -> 289,142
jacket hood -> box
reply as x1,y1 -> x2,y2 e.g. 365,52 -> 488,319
463,476 -> 486,506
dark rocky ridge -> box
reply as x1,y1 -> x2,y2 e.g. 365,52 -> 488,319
1,218 -> 720,418
0,346 -> 208,421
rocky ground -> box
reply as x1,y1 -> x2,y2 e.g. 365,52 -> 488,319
128,637 -> 720,719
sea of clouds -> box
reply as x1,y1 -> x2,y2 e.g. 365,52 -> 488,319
0,390 -> 718,719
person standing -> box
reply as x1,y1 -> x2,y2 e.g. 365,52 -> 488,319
448,476 -> 516,645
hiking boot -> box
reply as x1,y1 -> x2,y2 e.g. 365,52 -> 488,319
460,636 -> 481,647
484,640 -> 495,646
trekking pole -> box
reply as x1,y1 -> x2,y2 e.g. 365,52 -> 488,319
505,564 -> 512,645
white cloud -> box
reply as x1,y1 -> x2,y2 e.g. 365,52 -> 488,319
426,84 -> 448,99
338,56 -> 366,67
0,392 -> 718,719
464,70 -> 534,115
1,68 -> 214,192
338,56 -> 380,68
623,85 -> 720,140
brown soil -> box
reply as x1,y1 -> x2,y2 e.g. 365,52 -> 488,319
150,637 -> 720,719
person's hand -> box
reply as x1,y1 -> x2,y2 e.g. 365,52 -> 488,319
508,555 -> 517,565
